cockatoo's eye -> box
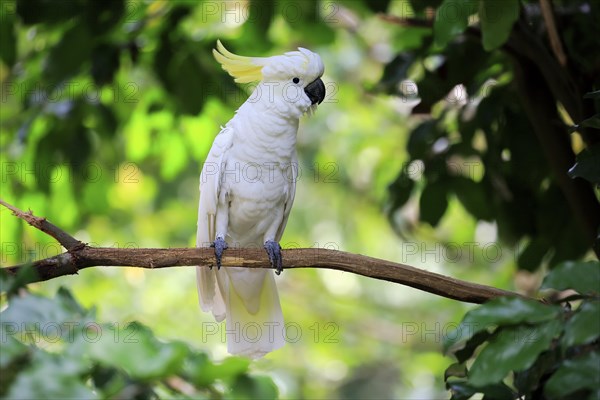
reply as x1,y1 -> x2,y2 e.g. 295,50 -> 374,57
292,77 -> 300,84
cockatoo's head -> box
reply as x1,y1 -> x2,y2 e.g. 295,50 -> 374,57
213,40 -> 326,116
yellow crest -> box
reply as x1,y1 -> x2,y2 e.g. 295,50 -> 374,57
213,40 -> 264,83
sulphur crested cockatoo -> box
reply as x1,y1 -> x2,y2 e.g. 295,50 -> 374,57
196,41 -> 325,358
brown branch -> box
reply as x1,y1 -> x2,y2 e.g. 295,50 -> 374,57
539,0 -> 567,67
0,199 -> 84,251
1,201 -> 521,304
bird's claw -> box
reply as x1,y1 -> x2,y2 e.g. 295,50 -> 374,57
210,237 -> 228,269
264,240 -> 283,275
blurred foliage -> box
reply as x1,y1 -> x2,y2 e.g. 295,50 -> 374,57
383,0 -> 600,270
1,270 -> 277,399
1,0 -> 599,399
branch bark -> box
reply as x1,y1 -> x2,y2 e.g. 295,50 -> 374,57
1,201 -> 520,305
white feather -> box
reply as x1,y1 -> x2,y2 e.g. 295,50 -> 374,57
196,43 -> 322,358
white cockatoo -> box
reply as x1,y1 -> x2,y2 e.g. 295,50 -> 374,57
196,41 -> 325,358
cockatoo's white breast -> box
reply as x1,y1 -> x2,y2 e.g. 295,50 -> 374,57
218,100 -> 298,247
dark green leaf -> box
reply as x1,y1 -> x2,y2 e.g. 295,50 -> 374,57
44,22 -> 93,85
387,167 -> 415,214
542,261 -> 600,295
584,90 -> 600,99
580,114 -> 600,129
409,0 -> 444,14
454,330 -> 491,363
447,381 -> 514,400
544,351 -> 600,399
378,53 -> 415,94
569,144 -> 600,184
420,180 -> 448,225
407,120 -> 439,158
91,43 -> 121,86
517,238 -> 548,272
16,0 -> 85,25
445,362 -> 467,381
468,319 -> 562,387
444,296 -> 561,351
0,1 -> 16,67
433,0 -> 478,47
479,0 -> 519,51
452,177 -> 493,220
513,350 -> 557,395
562,301 -> 600,348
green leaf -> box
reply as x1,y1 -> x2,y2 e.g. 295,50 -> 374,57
513,350 -> 557,395
516,237 -> 548,272
447,381 -> 515,400
44,22 -> 93,85
580,114 -> 600,129
0,0 -> 16,67
420,180 -> 448,226
445,362 -> 467,381
544,351 -> 600,399
479,0 -> 519,51
468,319 -> 562,387
6,350 -> 97,400
387,166 -> 416,214
229,374 -> 279,400
452,177 -> 493,220
444,296 -> 561,352
433,0 -> 478,47
197,356 -> 251,385
454,330 -> 491,363
542,261 -> 600,295
584,90 -> 600,99
569,144 -> 600,185
0,290 -> 91,333
0,264 -> 39,296
85,322 -> 187,380
407,120 -> 440,159
562,301 -> 600,348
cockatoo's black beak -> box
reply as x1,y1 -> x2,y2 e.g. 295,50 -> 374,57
305,78 -> 326,105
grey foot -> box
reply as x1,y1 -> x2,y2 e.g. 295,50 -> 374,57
210,237 -> 228,269
264,240 -> 283,275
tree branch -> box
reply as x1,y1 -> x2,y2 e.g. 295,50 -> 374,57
0,199 -> 84,251
1,201 -> 521,304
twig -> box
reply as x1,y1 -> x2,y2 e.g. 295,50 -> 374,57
377,13 -> 433,28
0,199 -> 84,251
0,201 -> 522,304
539,0 -> 567,67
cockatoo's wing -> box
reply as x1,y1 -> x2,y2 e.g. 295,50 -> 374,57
196,126 -> 233,322
275,151 -> 298,242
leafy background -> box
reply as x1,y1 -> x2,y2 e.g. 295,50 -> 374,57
1,0 -> 599,399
